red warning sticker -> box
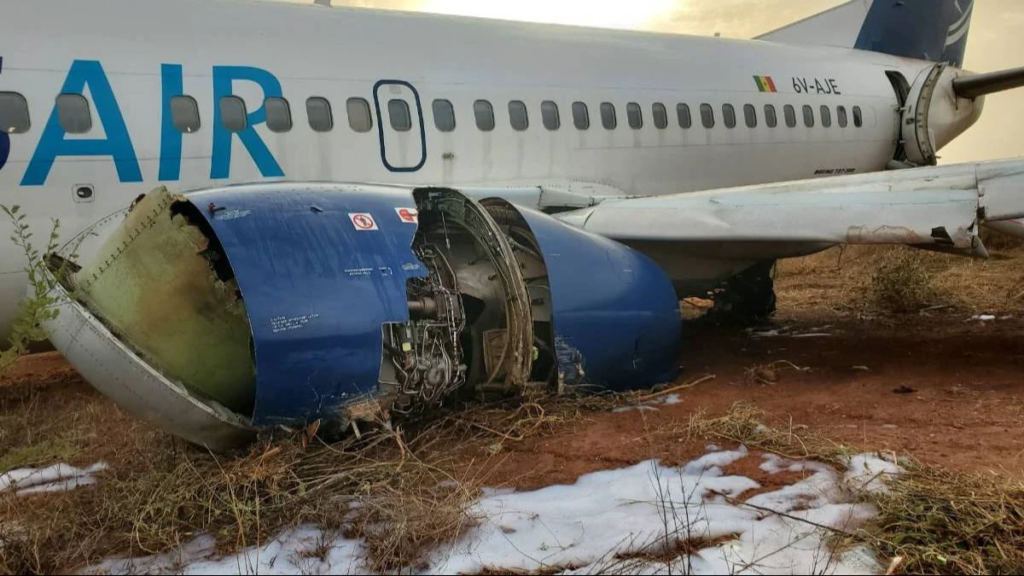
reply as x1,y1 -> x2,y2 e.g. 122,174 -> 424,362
396,207 -> 419,224
349,213 -> 378,231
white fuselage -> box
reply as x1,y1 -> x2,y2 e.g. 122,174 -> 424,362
0,0 -> 982,337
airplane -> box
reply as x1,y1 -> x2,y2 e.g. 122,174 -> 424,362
3,0 -> 1024,448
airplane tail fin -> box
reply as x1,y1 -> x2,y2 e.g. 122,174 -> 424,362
758,0 -> 975,68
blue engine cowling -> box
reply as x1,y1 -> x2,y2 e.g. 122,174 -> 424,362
46,183 -> 681,447
492,200 -> 682,392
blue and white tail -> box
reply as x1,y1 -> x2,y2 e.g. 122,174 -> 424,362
758,0 -> 974,68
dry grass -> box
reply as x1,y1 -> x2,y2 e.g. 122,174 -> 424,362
744,360 -> 810,386
688,404 -> 1024,575
867,250 -> 942,314
776,244 -> 1024,317
3,375 -> 1023,575
0,386 -> 619,575
686,404 -> 854,466
867,463 -> 1024,575
0,422 -> 481,574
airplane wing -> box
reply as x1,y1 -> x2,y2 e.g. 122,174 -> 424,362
555,159 -> 1024,253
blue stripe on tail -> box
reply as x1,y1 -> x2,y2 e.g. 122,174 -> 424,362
855,0 -> 974,67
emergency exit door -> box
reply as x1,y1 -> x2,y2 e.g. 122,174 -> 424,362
374,80 -> 427,173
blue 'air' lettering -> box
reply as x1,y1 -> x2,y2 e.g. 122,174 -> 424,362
210,66 -> 284,180
22,60 -> 142,187
0,131 -> 8,174
158,64 -> 184,182
0,57 -> 8,173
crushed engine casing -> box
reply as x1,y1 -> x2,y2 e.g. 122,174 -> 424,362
42,184 -> 681,450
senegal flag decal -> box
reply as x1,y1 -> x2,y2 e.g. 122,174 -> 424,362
754,75 -> 778,93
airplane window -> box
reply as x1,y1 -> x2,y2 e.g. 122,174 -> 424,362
853,106 -> 863,127
601,102 -> 617,130
542,101 -> 560,131
572,101 -> 590,130
265,97 -> 293,133
388,100 -> 412,132
306,97 -> 334,132
218,96 -> 247,133
474,100 -> 495,131
347,98 -> 374,133
170,96 -> 201,134
802,105 -> 815,127
677,104 -> 692,129
820,105 -> 832,128
0,92 -> 31,134
744,104 -> 757,128
837,105 -> 848,128
433,99 -> 456,132
784,104 -> 797,128
722,104 -> 736,129
509,101 -> 529,131
56,93 -> 92,134
764,104 -> 778,128
627,102 -> 643,129
652,103 -> 668,129
700,103 -> 714,129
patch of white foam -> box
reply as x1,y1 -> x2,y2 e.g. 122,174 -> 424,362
612,404 -> 659,413
662,394 -> 682,405
429,448 -> 879,575
95,526 -> 366,576
613,393 -> 682,414
844,454 -> 903,493
760,454 -> 832,476
0,463 -> 106,496
93,451 -> 890,575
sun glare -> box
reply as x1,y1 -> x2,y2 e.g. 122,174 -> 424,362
419,0 -> 677,30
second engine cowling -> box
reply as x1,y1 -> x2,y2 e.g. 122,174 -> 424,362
42,184 -> 681,450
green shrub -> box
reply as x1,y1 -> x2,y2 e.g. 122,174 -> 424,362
868,250 -> 939,314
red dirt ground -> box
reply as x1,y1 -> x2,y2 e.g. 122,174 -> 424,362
441,312 -> 1024,490
3,310 -> 1023,492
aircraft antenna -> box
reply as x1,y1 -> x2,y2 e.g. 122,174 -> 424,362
314,0 -> 332,6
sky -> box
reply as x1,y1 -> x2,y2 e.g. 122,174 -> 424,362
294,0 -> 1023,164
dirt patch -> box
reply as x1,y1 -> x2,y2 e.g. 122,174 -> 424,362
720,455 -> 813,501
680,314 -> 1024,475
4,305 -> 1024,490
438,313 -> 1024,492
0,352 -> 163,474
447,407 -> 712,491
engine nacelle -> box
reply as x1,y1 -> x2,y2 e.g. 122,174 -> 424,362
903,63 -> 984,166
42,184 -> 681,450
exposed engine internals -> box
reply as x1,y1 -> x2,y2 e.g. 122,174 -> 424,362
378,189 -> 557,417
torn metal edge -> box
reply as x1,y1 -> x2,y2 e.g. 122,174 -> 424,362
40,269 -> 256,451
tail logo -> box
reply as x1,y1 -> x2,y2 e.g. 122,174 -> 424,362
754,75 -> 778,93
946,0 -> 974,48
